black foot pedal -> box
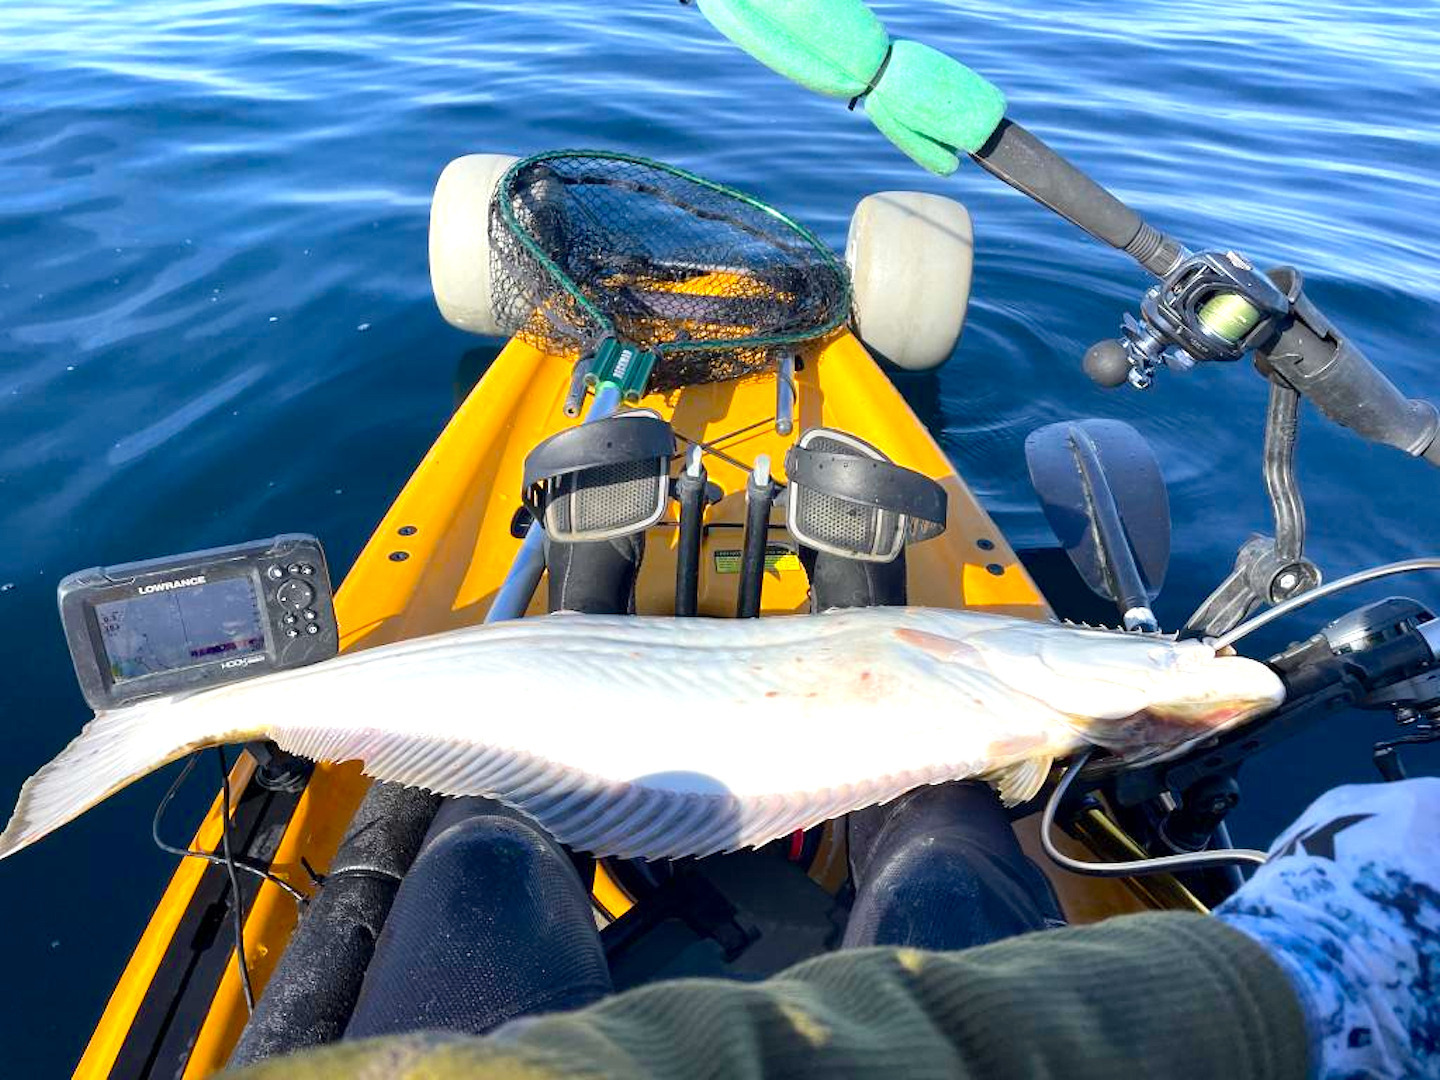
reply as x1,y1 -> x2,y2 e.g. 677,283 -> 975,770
784,428 -> 946,562
523,411 -> 674,543
522,412 -> 674,614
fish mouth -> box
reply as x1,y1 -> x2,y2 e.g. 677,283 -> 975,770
1096,706 -> 1267,772
1072,655 -> 1286,770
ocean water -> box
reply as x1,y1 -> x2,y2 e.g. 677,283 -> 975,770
2,0 -> 1438,1071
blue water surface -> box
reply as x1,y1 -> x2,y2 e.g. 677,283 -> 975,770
1,1 -> 1438,1072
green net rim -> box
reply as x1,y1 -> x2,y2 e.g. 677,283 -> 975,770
494,149 -> 853,358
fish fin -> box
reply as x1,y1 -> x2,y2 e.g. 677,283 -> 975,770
0,700 -> 244,860
273,718 -> 987,860
992,755 -> 1054,807
893,628 -> 981,662
271,713 -> 971,860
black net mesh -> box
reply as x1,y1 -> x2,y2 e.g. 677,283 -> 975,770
488,152 -> 850,392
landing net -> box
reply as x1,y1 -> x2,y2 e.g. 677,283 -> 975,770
488,151 -> 850,391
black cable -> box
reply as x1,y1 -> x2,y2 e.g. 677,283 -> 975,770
673,421 -> 780,476
151,754 -> 308,907
216,747 -> 255,1014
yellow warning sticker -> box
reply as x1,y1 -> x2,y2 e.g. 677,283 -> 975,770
714,544 -> 803,575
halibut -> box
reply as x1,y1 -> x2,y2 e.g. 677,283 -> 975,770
0,608 -> 1284,861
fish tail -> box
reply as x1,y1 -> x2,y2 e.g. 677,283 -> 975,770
0,700 -> 248,860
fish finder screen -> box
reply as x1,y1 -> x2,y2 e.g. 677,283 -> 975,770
96,577 -> 266,683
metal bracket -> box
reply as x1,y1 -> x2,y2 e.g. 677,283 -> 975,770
1184,378 -> 1320,637
1374,722 -> 1440,781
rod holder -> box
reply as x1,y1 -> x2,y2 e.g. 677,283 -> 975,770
674,445 -> 708,617
737,455 -> 777,618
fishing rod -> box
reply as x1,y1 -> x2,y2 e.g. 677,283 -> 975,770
681,0 -> 1440,460
683,0 -> 1440,888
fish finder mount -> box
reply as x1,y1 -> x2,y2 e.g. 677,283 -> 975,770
58,534 -> 338,711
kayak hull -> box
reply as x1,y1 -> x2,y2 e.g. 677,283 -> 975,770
75,331 -> 1178,1079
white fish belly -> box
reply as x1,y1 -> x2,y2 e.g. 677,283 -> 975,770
242,609 -> 1082,859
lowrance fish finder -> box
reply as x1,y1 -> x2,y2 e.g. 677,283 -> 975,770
58,534 -> 338,711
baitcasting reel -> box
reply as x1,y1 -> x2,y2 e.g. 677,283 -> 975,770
1084,250 -> 1291,389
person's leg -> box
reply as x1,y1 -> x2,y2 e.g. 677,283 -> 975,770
799,530 -> 1061,951
347,528 -> 641,1039
842,782 -> 1065,951
545,533 -> 644,614
800,547 -> 909,612
345,797 -> 611,1038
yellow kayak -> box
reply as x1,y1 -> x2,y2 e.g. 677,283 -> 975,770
73,151 -> 1203,1079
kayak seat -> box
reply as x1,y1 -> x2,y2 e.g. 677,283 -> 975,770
784,427 -> 947,611
345,797 -> 612,1039
521,411 -> 674,614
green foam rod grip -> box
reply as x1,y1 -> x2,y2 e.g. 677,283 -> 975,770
866,91 -> 964,175
695,0 -> 888,99
866,40 -> 1008,174
694,0 -> 1007,176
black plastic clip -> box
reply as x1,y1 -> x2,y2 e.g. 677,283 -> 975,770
848,42 -> 894,111
1373,721 -> 1440,781
247,740 -> 313,794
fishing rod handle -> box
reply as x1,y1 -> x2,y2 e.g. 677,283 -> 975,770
1255,269 -> 1440,466
970,120 -> 1185,278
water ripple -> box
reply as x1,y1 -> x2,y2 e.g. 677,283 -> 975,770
2,1 -> 1439,1071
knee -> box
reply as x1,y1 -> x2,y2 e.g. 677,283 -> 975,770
349,808 -> 611,1039
413,813 -> 593,926
846,828 -> 1063,951
866,833 -> 995,909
